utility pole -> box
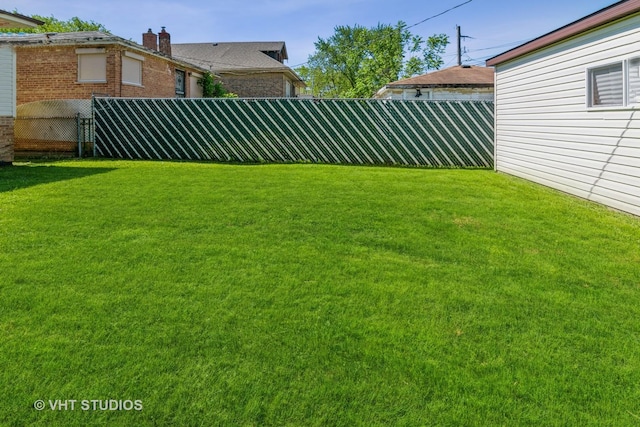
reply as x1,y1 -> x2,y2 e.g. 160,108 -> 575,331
456,25 -> 471,66
457,25 -> 462,66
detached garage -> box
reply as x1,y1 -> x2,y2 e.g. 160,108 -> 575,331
487,0 -> 640,216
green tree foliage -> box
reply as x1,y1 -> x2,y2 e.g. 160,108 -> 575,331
31,15 -> 109,33
296,22 -> 448,98
0,12 -> 109,33
197,72 -> 238,98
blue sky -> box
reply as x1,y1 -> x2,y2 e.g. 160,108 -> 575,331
2,0 -> 618,68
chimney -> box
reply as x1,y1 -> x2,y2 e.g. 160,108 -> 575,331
142,28 -> 157,51
159,27 -> 171,57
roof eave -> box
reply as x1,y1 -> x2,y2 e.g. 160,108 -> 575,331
0,10 -> 44,28
386,83 -> 494,89
487,0 -> 640,66
5,34 -> 208,73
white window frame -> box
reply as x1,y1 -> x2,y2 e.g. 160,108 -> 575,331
76,48 -> 107,83
627,57 -> 640,106
587,56 -> 640,109
122,51 -> 144,87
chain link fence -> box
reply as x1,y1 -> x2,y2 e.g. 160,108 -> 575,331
14,100 -> 93,158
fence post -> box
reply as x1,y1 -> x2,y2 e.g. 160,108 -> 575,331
92,96 -> 96,158
76,113 -> 82,158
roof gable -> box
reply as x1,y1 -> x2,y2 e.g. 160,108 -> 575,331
0,9 -> 43,29
487,0 -> 640,66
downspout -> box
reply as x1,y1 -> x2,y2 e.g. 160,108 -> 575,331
118,50 -> 123,97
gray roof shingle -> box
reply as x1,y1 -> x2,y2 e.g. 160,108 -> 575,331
172,42 -> 289,72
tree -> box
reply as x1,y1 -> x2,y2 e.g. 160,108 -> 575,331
0,12 -> 109,33
197,72 -> 238,98
32,15 -> 109,33
296,22 -> 448,98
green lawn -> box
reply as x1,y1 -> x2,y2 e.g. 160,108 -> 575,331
1,160 -> 639,426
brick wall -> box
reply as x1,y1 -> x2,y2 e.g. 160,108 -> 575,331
220,73 -> 290,98
15,44 -> 198,105
0,116 -> 14,164
17,45 -> 116,104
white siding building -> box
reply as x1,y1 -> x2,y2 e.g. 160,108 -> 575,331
0,45 -> 15,164
0,46 -> 15,116
374,65 -> 494,100
487,0 -> 640,216
0,10 -> 42,164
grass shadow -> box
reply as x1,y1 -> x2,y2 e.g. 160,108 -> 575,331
0,164 -> 117,193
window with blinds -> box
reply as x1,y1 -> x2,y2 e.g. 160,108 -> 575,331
589,63 -> 623,107
588,58 -> 640,108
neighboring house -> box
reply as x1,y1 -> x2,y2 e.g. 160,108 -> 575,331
0,28 -> 207,158
0,29 -> 207,105
171,41 -> 305,98
373,65 -> 494,100
487,0 -> 640,217
0,9 -> 43,29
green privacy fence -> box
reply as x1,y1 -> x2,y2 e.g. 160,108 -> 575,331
94,98 -> 494,167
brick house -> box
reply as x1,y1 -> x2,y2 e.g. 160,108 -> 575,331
1,29 -> 207,105
171,41 -> 305,98
0,28 -> 208,158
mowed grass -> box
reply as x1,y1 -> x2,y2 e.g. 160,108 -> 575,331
1,160 -> 639,426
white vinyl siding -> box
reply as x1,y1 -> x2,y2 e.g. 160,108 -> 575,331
375,87 -> 494,101
0,46 -> 15,116
493,14 -> 640,216
77,48 -> 107,83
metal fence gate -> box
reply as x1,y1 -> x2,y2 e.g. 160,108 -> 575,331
94,98 -> 494,167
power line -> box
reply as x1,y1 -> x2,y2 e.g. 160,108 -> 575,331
466,40 -> 530,53
407,0 -> 473,29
